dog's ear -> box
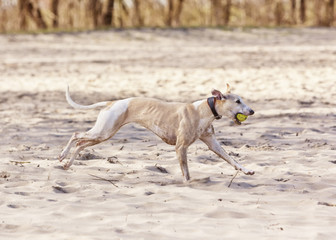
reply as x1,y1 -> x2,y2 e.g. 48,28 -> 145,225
211,89 -> 224,100
226,83 -> 231,93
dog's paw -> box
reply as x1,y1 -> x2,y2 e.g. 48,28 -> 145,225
63,163 -> 70,170
237,167 -> 255,175
59,152 -> 66,162
245,170 -> 255,175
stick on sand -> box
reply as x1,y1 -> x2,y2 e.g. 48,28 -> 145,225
228,171 -> 239,188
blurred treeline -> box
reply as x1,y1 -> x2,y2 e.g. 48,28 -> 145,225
0,0 -> 335,33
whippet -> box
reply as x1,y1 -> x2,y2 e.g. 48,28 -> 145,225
59,84 -> 255,181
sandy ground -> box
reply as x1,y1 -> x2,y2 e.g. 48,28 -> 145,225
0,28 -> 336,240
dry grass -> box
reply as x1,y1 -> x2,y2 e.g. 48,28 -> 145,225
0,0 -> 335,33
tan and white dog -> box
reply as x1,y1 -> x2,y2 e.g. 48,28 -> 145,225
59,84 -> 255,181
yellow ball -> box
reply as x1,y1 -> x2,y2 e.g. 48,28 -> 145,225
236,113 -> 248,122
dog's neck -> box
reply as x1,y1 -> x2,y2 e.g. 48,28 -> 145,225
193,99 -> 218,123
207,97 -> 222,120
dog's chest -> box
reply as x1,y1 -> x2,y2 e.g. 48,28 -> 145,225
196,118 -> 212,136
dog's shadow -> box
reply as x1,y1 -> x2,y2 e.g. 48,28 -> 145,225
78,152 -> 103,161
147,176 -> 223,189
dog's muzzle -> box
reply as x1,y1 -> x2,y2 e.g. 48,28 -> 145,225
234,109 -> 254,125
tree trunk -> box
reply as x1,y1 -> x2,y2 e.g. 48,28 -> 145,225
133,0 -> 143,26
34,4 -> 47,29
0,8 -> 8,32
50,0 -> 59,28
291,0 -> 296,24
175,0 -> 184,27
120,0 -> 129,16
118,0 -> 129,28
166,0 -> 174,27
314,0 -> 323,25
211,0 -> 222,26
103,0 -> 114,26
300,0 -> 306,23
327,0 -> 335,26
18,0 -> 28,30
19,0 -> 47,30
275,0 -> 284,25
88,0 -> 101,27
67,1 -> 75,27
224,0 -> 231,25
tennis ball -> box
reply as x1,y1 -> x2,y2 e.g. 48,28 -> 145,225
236,113 -> 248,122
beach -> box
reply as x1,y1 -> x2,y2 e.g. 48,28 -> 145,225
0,28 -> 336,239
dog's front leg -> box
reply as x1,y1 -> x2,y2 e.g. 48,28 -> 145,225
200,134 -> 254,175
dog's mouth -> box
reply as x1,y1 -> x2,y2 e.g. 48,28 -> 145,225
233,113 -> 248,125
231,110 -> 254,125
234,114 -> 242,125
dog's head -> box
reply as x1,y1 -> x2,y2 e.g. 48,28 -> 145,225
211,84 -> 254,125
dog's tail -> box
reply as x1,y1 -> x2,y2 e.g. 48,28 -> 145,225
66,86 -> 108,110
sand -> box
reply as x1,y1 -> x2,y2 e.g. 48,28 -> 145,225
0,28 -> 336,240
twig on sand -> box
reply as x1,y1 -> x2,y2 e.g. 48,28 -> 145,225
318,201 -> 336,207
10,161 -> 31,166
228,171 -> 239,188
89,174 -> 119,188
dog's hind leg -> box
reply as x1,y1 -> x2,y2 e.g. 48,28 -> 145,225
61,115 -> 126,169
60,99 -> 130,169
63,138 -> 101,169
59,132 -> 82,162
61,126 -> 120,169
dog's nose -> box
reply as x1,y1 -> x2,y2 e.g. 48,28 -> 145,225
249,109 -> 254,115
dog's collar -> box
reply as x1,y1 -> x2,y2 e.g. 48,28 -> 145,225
207,97 -> 222,120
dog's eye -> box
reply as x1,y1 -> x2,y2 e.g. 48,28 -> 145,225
236,100 -> 241,104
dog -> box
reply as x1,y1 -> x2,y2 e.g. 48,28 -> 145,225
59,84 -> 255,181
